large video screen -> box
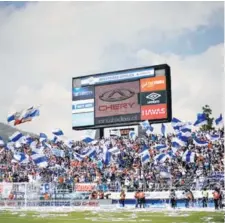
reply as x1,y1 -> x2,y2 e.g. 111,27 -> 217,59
72,64 -> 172,130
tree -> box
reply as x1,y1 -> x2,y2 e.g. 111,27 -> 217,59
200,105 -> 214,131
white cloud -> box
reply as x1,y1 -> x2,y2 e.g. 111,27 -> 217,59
0,2 -> 223,139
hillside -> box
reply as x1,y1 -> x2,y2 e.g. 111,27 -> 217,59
0,122 -> 36,142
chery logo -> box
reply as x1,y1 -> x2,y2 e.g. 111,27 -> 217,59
99,89 -> 135,102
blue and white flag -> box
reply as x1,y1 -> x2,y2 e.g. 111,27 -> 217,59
103,145 -> 111,165
154,153 -> 170,163
215,114 -> 223,126
0,137 -> 4,147
30,141 -> 44,154
182,150 -> 195,163
74,152 -> 83,161
109,146 -> 120,155
52,129 -> 64,136
194,113 -> 207,127
40,133 -> 47,142
146,125 -> 154,136
129,131 -> 136,141
193,138 -> 208,147
180,124 -> 192,137
175,135 -> 188,146
82,148 -> 96,159
7,113 -> 15,123
140,120 -> 150,130
141,150 -> 150,164
161,123 -> 166,136
83,137 -> 94,144
52,148 -> 65,158
171,117 -> 182,127
31,153 -> 48,168
154,144 -> 167,151
206,134 -> 220,142
171,138 -> 181,149
9,131 -> 23,142
6,142 -> 14,151
13,153 -> 29,164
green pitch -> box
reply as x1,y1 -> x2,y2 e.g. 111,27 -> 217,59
0,210 -> 223,223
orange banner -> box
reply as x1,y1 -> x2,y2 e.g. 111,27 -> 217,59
141,104 -> 167,120
140,76 -> 166,92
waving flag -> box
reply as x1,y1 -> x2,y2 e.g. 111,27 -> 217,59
109,146 -> 120,155
194,113 -> 207,127
40,133 -> 47,142
31,153 -> 48,168
141,150 -> 150,164
180,124 -> 192,137
52,129 -> 64,136
9,131 -> 23,142
83,137 -> 94,144
7,113 -> 15,123
206,134 -> 220,142
103,145 -> 111,165
215,114 -> 223,126
154,153 -> 170,163
13,153 -> 29,164
176,135 -> 188,146
82,148 -> 96,159
161,123 -> 166,136
74,152 -> 83,161
0,137 -> 4,147
146,125 -> 154,136
52,148 -> 65,158
140,120 -> 150,130
193,138 -> 208,147
154,144 -> 167,151
12,106 -> 40,126
182,150 -> 195,163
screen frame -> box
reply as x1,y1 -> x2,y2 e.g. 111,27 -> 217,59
72,64 -> 172,130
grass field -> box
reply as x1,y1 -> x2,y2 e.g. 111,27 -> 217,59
0,209 -> 224,223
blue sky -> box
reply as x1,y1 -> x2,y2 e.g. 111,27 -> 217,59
0,2 -> 223,138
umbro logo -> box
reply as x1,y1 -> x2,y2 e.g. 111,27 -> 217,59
146,92 -> 161,101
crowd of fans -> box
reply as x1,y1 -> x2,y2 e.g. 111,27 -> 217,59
0,126 -> 224,193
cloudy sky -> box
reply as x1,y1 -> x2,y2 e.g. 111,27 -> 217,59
0,1 -> 224,139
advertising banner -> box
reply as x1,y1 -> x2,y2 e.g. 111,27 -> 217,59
95,81 -> 140,118
141,104 -> 167,120
140,76 -> 166,92
72,86 -> 94,101
80,68 -> 154,86
140,90 -> 167,105
72,99 -> 94,114
74,183 -> 97,192
95,113 -> 140,125
72,112 -> 94,127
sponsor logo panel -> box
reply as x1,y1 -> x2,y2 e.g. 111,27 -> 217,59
95,113 -> 140,125
72,86 -> 94,101
72,112 -> 94,127
140,90 -> 167,105
72,99 -> 94,114
95,81 -> 140,118
141,104 -> 167,120
81,68 -> 154,86
140,76 -> 166,92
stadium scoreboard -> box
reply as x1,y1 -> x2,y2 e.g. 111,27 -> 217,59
72,64 -> 172,130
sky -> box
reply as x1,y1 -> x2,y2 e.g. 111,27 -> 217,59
0,1 -> 224,140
